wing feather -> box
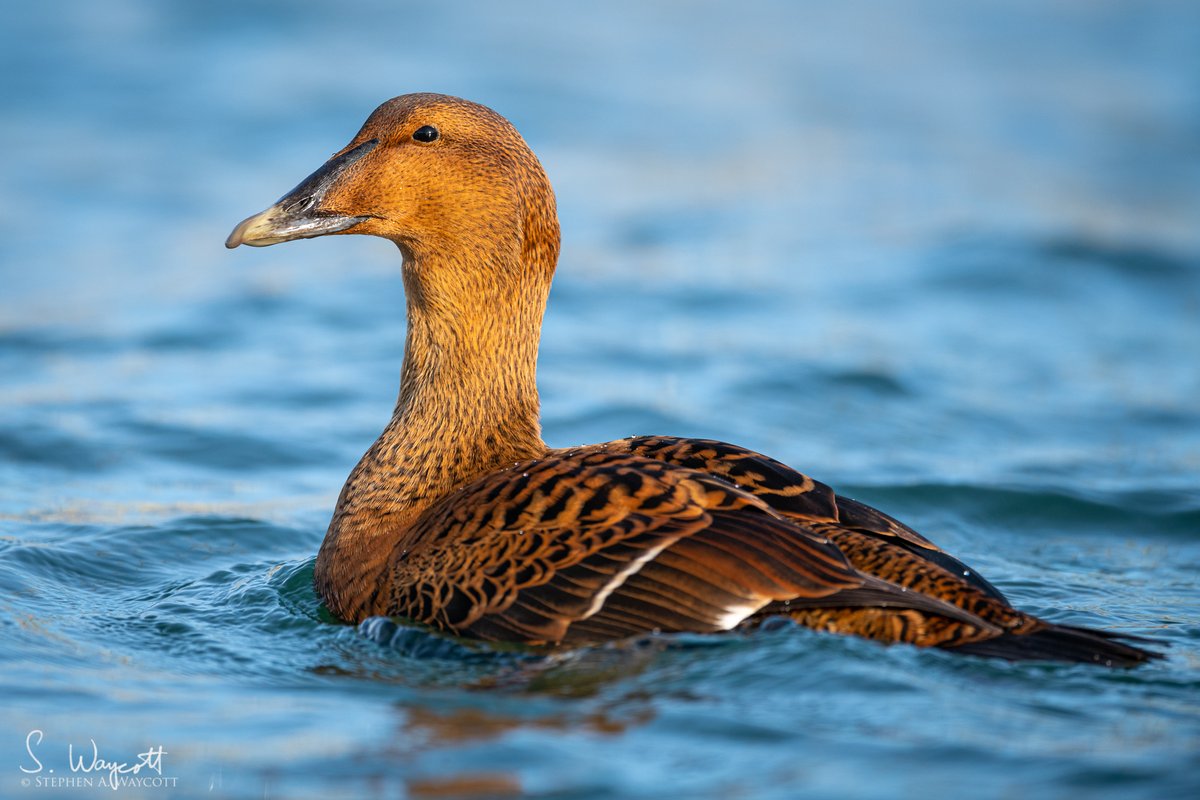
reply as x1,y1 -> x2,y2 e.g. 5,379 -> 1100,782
382,450 -> 877,643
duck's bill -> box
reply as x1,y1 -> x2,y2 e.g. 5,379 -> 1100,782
224,205 -> 370,248
225,138 -> 379,249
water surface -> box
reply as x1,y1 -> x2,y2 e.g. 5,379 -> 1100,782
2,2 -> 1199,798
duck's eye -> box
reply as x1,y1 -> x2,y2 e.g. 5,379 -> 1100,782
412,125 -> 440,143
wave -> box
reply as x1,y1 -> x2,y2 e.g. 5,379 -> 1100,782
841,482 -> 1200,539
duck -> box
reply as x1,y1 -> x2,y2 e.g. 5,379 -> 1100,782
227,93 -> 1161,666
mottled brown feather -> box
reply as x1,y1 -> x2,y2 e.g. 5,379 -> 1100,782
377,451 -> 867,643
228,94 -> 1163,666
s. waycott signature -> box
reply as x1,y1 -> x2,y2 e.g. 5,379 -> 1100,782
20,729 -> 178,791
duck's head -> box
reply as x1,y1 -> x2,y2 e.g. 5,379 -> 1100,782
226,93 -> 560,282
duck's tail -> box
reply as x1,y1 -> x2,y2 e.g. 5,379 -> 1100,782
947,622 -> 1166,668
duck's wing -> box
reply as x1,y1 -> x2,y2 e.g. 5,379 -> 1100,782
607,437 -> 1164,665
383,450 -> 994,645
613,436 -> 936,545
615,436 -> 1009,602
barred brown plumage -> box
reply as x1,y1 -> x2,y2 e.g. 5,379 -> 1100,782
227,93 -> 1163,667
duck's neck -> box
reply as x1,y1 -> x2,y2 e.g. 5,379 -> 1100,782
388,248 -> 550,493
331,242 -> 553,540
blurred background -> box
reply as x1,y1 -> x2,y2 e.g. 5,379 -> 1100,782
2,2 -> 1198,799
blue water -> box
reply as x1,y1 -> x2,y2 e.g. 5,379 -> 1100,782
3,1 -> 1200,798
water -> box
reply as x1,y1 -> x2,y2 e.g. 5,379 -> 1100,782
3,1 -> 1199,797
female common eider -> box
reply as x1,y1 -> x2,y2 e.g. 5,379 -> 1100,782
227,93 -> 1161,666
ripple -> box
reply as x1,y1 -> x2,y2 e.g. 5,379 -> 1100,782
0,424 -> 114,470
117,418 -> 336,470
1039,236 -> 1198,281
846,482 -> 1200,539
734,363 -> 912,399
0,326 -> 121,358
924,233 -> 1200,297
